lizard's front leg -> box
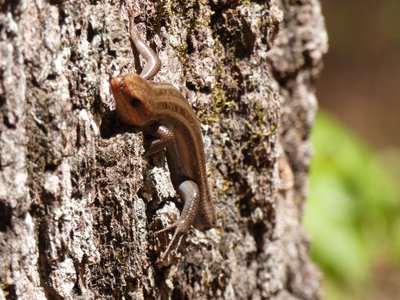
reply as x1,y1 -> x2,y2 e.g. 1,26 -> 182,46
144,124 -> 175,157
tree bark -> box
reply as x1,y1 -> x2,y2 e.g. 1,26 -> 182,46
0,0 -> 327,299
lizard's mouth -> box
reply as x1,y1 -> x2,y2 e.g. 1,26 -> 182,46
110,76 -> 122,95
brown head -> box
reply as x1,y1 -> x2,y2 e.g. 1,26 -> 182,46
110,73 -> 156,127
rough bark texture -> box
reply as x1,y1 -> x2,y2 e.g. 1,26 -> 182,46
0,0 -> 327,299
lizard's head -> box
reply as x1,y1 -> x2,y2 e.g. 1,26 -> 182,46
110,73 -> 156,127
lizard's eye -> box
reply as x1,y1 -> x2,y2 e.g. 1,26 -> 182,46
129,97 -> 142,107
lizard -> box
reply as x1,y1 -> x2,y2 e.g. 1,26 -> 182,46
109,12 -> 216,262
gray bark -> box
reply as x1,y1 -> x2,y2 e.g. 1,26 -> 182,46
0,0 -> 327,299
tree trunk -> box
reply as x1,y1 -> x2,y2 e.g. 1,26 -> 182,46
0,0 -> 327,299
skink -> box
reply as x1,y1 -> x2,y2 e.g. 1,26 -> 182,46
110,14 -> 215,261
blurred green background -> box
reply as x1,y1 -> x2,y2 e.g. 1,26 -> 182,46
304,112 -> 400,299
303,1 -> 400,299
